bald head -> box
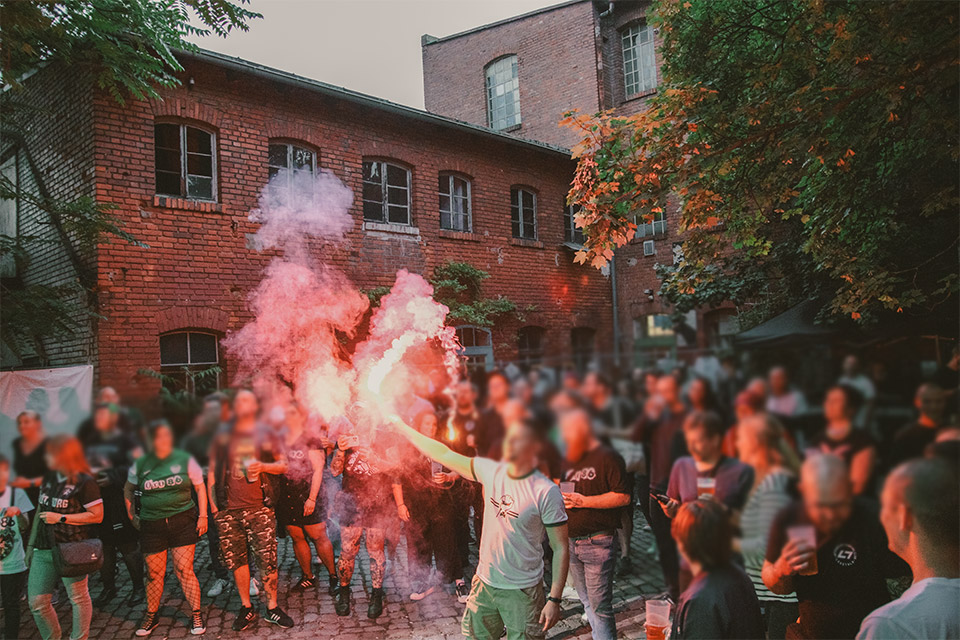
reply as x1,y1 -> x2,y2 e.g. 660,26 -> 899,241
882,458 -> 959,555
800,454 -> 853,535
97,386 -> 120,405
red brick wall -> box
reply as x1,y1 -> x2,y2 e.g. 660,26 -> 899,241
422,1 -> 602,149
89,57 -> 613,402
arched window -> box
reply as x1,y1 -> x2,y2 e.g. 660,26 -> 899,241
159,330 -> 220,394
511,187 -> 537,240
621,23 -> 657,97
268,141 -> 317,184
485,55 -> 521,131
362,159 -> 412,225
518,326 -> 546,367
439,173 -> 472,232
154,122 -> 217,200
456,325 -> 494,373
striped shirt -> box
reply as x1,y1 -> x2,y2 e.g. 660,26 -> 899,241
740,469 -> 798,603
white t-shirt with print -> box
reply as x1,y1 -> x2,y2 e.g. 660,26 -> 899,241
0,486 -> 35,575
471,457 -> 567,590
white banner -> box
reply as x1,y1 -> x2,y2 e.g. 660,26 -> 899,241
0,365 -> 94,460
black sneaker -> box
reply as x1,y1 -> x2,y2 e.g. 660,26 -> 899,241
291,575 -> 315,592
135,611 -> 159,637
367,587 -> 384,619
455,579 -> 470,604
328,574 -> 339,597
127,589 -> 146,607
232,606 -> 258,632
616,555 -> 634,577
93,587 -> 118,608
265,606 -> 294,628
190,610 -> 206,636
335,585 -> 350,616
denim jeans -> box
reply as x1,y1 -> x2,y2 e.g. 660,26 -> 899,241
568,532 -> 618,640
28,549 -> 93,640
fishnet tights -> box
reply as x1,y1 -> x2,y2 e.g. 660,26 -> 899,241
144,545 -> 202,612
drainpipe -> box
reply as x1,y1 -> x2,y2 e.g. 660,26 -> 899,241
599,2 -> 614,18
611,253 -> 621,370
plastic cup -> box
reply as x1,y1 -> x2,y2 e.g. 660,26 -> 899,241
696,476 -> 716,499
645,599 -> 671,640
787,525 -> 818,575
559,482 -> 575,494
242,458 -> 258,483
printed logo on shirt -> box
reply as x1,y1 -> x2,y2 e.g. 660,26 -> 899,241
0,522 -> 15,560
833,543 -> 857,566
490,494 -> 519,519
143,475 -> 184,491
170,464 -> 182,474
289,450 -> 305,460
565,467 -> 597,483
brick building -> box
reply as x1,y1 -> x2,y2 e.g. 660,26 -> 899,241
3,49 -> 613,403
422,0 -> 737,368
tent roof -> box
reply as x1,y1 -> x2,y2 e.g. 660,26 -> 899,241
735,299 -> 840,349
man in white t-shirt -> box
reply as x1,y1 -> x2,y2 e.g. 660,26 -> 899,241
392,416 -> 569,639
857,457 -> 959,640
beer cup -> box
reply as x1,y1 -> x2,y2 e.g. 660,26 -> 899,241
696,476 -> 716,499
645,599 -> 671,640
787,525 -> 818,575
559,482 -> 575,494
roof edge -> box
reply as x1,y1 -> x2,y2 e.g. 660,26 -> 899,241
178,48 -> 571,158
421,0 -> 590,46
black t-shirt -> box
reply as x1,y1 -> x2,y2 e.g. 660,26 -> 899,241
648,411 -> 689,489
13,436 -> 48,506
277,430 -> 323,498
36,473 -> 102,550
339,434 -> 393,507
810,428 -> 874,467
475,407 -> 505,459
765,499 -> 908,639
890,422 -> 940,467
672,563 -> 764,640
561,444 -> 630,538
445,409 -> 479,456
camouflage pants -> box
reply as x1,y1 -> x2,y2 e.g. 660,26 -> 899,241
213,506 -> 277,575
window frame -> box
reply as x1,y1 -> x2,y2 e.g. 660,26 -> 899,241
510,187 -> 538,241
362,159 -> 413,226
268,140 -> 318,189
455,325 -> 494,373
517,325 -> 546,367
621,23 -> 657,98
564,204 -> 585,246
636,209 -> 667,238
485,55 -> 522,131
439,173 -> 472,232
158,330 -> 221,395
154,122 -> 218,202
0,152 -> 19,278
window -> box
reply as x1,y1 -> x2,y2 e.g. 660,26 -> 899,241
268,141 -> 316,187
641,315 -> 674,339
511,188 -> 537,240
571,327 -> 596,372
564,204 -> 585,246
622,24 -> 657,97
517,326 -> 545,367
363,160 -> 411,225
154,123 -> 216,200
485,56 -> 521,131
159,331 -> 220,394
439,173 -> 471,232
637,209 -> 667,237
456,325 -> 494,373
0,154 -> 18,278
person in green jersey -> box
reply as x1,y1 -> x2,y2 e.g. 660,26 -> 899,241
124,420 -> 207,637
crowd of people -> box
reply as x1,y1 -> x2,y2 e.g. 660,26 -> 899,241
0,353 -> 957,640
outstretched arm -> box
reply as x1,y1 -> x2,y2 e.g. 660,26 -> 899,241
389,416 -> 472,479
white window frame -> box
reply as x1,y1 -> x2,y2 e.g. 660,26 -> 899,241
637,209 -> 667,237
511,187 -> 537,240
485,55 -> 521,131
154,123 -> 217,201
268,141 -> 317,192
439,173 -> 472,232
564,204 -> 585,246
455,325 -> 494,372
622,24 -> 657,97
362,159 -> 412,226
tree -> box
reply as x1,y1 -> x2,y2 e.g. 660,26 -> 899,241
563,0 -> 958,326
0,0 -> 260,362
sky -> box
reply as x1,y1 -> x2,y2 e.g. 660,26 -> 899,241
186,0 -> 558,109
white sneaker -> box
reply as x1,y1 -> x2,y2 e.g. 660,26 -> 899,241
249,579 -> 260,597
206,578 -> 229,598
562,585 -> 579,601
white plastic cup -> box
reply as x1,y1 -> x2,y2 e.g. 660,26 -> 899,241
645,600 -> 671,640
559,482 -> 575,494
787,525 -> 818,575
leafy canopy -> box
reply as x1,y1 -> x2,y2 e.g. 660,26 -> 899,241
563,0 -> 958,324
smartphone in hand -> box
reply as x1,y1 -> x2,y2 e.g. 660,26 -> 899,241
650,491 -> 671,505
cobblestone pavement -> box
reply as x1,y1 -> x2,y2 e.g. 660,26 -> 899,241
10,510 -> 666,639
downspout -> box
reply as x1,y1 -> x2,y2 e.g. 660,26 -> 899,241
611,253 -> 621,370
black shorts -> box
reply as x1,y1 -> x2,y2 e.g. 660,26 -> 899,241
139,507 -> 199,555
276,490 -> 324,529
335,491 -> 390,529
